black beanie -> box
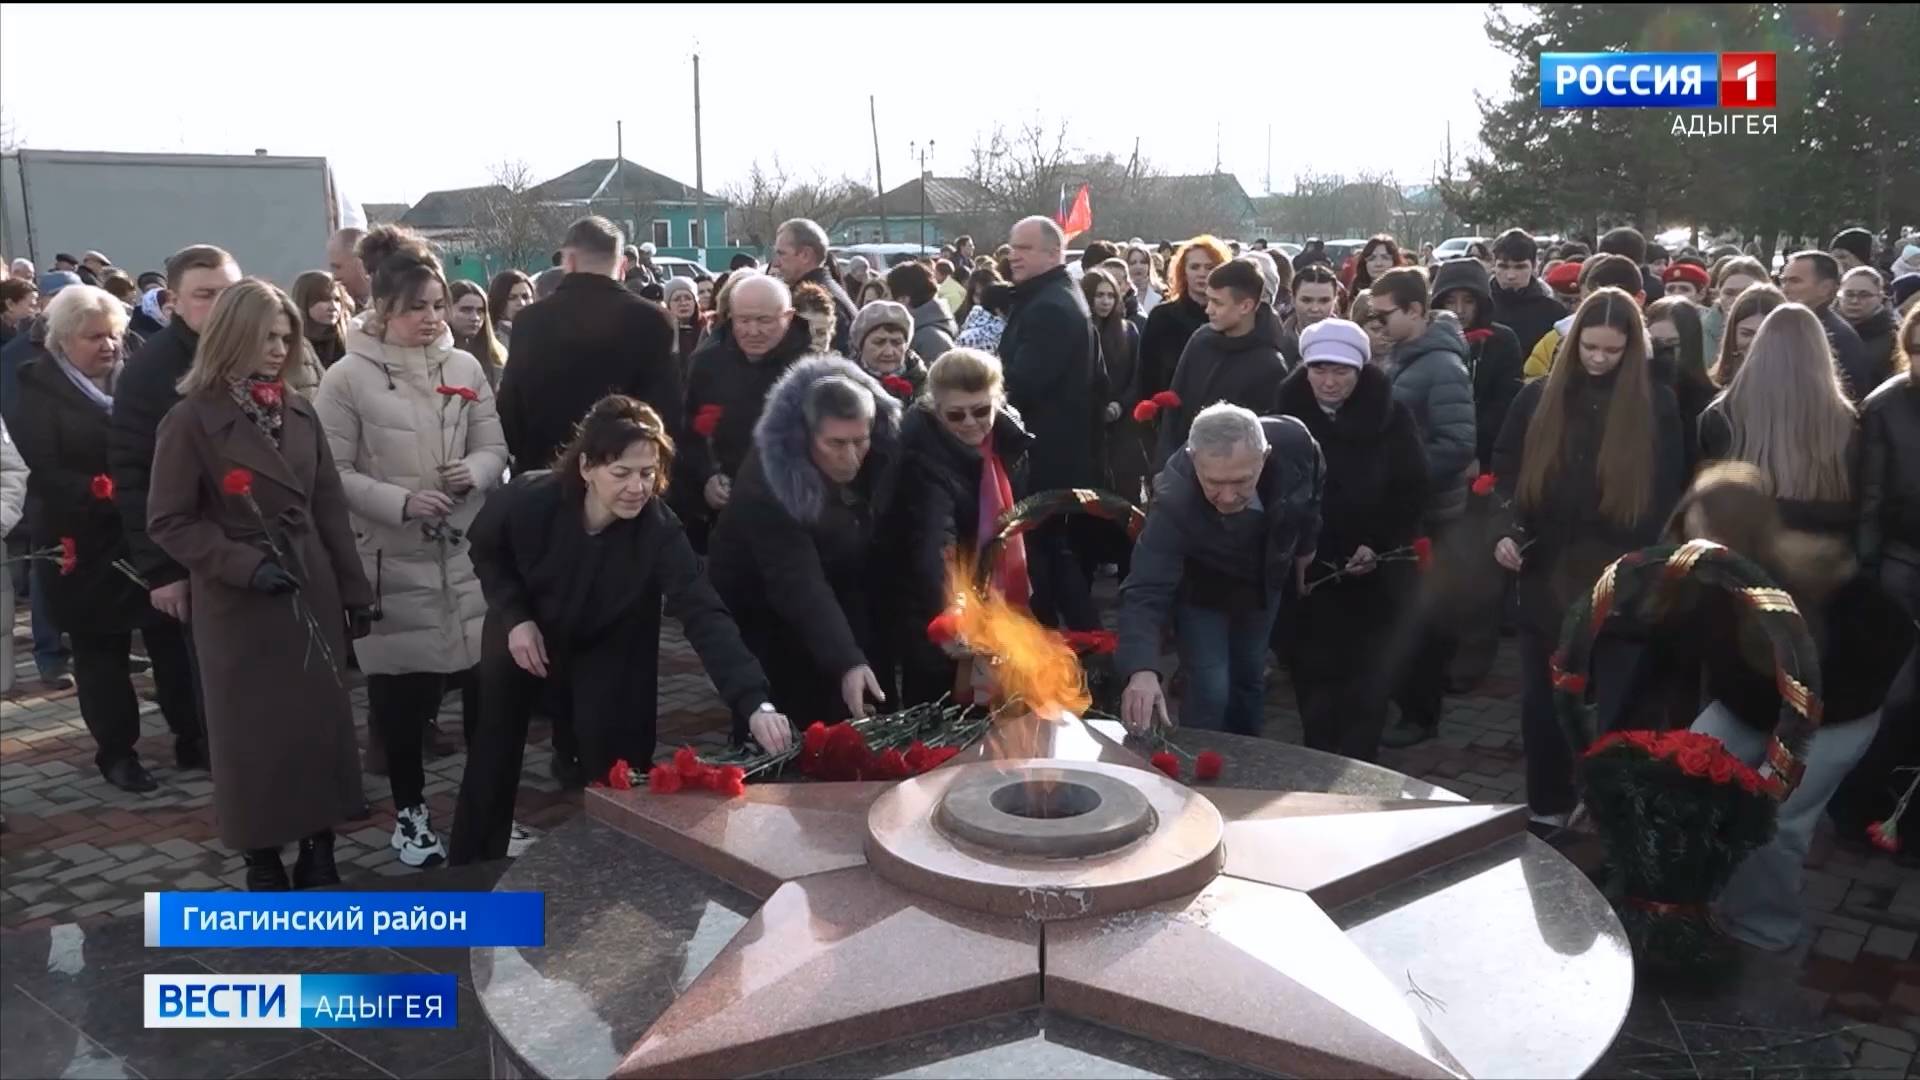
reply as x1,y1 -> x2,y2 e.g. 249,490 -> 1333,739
1831,227 -> 1873,265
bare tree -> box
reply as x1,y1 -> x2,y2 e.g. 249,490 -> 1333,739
720,158 -> 870,255
965,119 -> 1076,219
473,160 -> 570,273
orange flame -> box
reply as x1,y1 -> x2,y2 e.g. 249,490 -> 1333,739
943,553 -> 1089,720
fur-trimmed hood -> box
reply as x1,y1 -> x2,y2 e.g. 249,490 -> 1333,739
753,355 -> 903,524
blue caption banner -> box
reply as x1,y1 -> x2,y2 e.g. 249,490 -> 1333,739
144,891 -> 544,948
1539,52 -> 1719,108
144,973 -> 458,1029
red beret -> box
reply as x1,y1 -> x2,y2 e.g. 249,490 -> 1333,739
1544,261 -> 1582,292
1662,263 -> 1710,290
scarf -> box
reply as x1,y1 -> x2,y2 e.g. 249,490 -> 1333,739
977,432 -> 1029,607
229,374 -> 286,443
54,352 -> 117,413
139,288 -> 170,328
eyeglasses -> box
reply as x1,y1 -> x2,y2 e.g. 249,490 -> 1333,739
942,405 -> 993,423
1840,290 -> 1880,303
1361,308 -> 1396,328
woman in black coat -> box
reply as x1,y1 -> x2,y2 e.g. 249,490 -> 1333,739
4,286 -> 201,792
707,357 -> 903,728
1276,324 -> 1429,761
450,396 -> 788,864
892,349 -> 1034,706
1135,237 -> 1228,402
1491,289 -> 1686,823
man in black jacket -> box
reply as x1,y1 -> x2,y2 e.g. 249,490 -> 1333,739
499,216 -> 679,473
109,245 -> 238,636
1781,250 -> 1884,402
1000,215 -> 1099,630
771,218 -> 855,355
1156,259 -> 1291,465
1488,228 -> 1567,358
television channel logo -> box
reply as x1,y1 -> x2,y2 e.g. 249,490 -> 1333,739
1539,52 -> 1775,108
144,973 -> 457,1029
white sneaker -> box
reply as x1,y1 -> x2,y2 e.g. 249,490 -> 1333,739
391,804 -> 447,867
506,822 -> 537,858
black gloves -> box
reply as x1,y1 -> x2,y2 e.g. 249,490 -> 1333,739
347,605 -> 379,640
249,560 -> 299,596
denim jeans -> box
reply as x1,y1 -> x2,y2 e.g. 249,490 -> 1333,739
1691,701 -> 1882,951
1174,600 -> 1279,736
30,561 -> 69,675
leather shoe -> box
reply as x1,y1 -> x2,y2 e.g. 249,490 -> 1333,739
550,752 -> 586,791
245,848 -> 290,891
103,757 -> 158,793
175,738 -> 209,771
292,831 -> 340,889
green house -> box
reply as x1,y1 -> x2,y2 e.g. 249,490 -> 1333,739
529,158 -> 740,266
831,174 -> 1001,248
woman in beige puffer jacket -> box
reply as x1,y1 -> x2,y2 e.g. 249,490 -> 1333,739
312,228 -> 508,866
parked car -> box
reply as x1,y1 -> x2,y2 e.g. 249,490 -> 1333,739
1431,236 -> 1489,263
651,256 -> 712,281
1322,239 -> 1371,265
830,243 -> 940,269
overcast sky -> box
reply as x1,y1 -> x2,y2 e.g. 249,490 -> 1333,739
1,3 -> 1514,207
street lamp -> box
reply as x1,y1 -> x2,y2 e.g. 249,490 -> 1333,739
910,139 -> 935,252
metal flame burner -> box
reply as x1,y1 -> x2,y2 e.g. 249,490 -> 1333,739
935,768 -> 1155,858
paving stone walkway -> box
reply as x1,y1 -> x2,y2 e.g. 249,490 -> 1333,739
3,611 -> 1916,1076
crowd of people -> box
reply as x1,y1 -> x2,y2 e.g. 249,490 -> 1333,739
1,213 -> 1916,960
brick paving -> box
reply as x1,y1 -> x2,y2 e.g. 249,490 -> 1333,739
4,610 -> 1917,1075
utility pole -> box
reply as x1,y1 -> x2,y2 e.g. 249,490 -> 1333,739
910,139 -> 935,252
1265,124 -> 1272,195
617,120 -> 634,251
1214,123 -> 1221,175
693,53 -> 706,266
869,96 -> 887,243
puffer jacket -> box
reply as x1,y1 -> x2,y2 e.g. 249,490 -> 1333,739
0,419 -> 26,537
313,316 -> 509,675
1859,373 -> 1920,573
908,298 -> 957,364
1385,316 -> 1477,523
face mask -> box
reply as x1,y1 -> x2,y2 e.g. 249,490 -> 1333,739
1651,342 -> 1679,371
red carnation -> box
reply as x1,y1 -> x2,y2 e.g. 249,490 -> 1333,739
647,765 -> 683,793
674,745 -> 707,782
904,741 -> 930,772
877,748 -> 910,780
1675,746 -> 1716,778
1471,473 -> 1497,497
803,721 -> 830,758
250,381 -> 283,408
1867,820 -> 1900,853
221,468 -> 254,497
692,404 -> 724,438
456,386 -> 479,402
1413,536 -> 1434,572
713,765 -> 747,797
1707,755 -> 1738,785
881,374 -> 914,399
435,385 -> 462,398
1624,730 -> 1660,752
58,536 -> 77,576
1131,400 -> 1159,424
926,610 -> 961,645
1194,750 -> 1223,781
1062,629 -> 1117,655
1464,328 -> 1494,345
1150,752 -> 1180,780
90,474 -> 115,501
605,759 -> 635,790
1151,391 -> 1182,410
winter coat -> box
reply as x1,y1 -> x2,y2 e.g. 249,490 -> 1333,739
1115,416 -> 1325,680
0,316 -> 49,443
109,320 -> 201,587
128,308 -> 166,340
1848,306 -> 1898,397
1430,258 -> 1525,469
1524,315 -> 1573,380
1491,276 -> 1570,358
890,404 -> 1033,704
148,390 -> 373,851
6,354 -> 147,634
497,273 -> 678,473
936,277 -> 969,317
707,358 -> 904,730
1809,303 -> 1879,404
669,315 -> 814,533
468,470 -> 772,758
909,298 -> 957,364
865,350 -> 930,401
1137,293 -> 1208,403
1100,318 -> 1150,502
1855,374 -> 1920,573
307,329 -> 346,372
1385,317 -> 1477,524
1697,401 -> 1860,546
0,420 -> 24,538
955,306 -> 1006,354
1276,364 -> 1429,675
314,318 -> 508,676
1155,306 -> 1292,467
1492,374 -> 1686,636
999,265 -> 1099,491
798,267 -> 858,356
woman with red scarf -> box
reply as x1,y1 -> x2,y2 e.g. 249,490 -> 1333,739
892,348 -> 1033,705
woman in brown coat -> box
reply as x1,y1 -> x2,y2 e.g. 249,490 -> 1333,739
148,279 -> 376,891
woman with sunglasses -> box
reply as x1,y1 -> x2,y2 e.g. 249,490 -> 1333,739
891,348 -> 1034,706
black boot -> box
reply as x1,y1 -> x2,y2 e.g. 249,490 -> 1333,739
244,848 -> 289,891
292,830 -> 340,889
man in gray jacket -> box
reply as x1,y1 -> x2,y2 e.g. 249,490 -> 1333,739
1117,403 -> 1323,736
1365,266 -> 1476,748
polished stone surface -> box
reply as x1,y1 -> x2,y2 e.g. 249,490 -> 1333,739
866,758 -> 1224,920
479,718 -> 1632,1079
614,866 -> 1042,1078
934,767 -> 1155,857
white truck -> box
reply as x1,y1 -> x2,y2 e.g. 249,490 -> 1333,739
0,148 -> 361,287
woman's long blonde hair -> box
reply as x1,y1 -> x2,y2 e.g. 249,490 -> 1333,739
1714,303 -> 1855,502
177,279 -> 314,397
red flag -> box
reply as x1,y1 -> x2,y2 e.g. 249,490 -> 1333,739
1056,183 -> 1092,240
